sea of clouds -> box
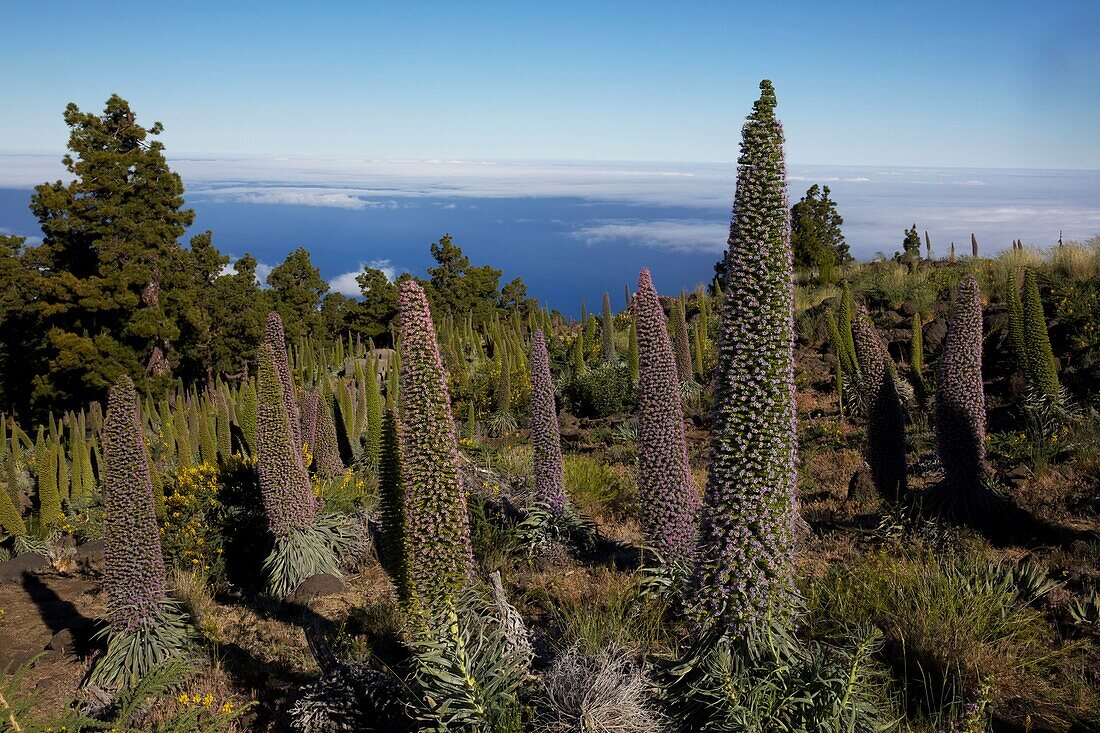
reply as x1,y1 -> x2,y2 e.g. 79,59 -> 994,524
2,152 -> 1098,301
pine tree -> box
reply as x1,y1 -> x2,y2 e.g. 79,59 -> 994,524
635,269 -> 699,563
23,96 -> 198,414
691,81 -> 797,632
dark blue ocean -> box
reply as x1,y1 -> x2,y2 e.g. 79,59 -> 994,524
0,188 -> 722,314
2,156 -> 1098,316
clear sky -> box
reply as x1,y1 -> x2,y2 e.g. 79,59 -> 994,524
1,1 -> 1097,168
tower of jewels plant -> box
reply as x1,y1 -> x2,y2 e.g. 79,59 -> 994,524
851,306 -> 908,500
92,375 -> 189,688
529,328 -> 568,515
690,80 -> 797,633
397,280 -> 474,612
934,275 -> 990,493
635,268 -> 700,563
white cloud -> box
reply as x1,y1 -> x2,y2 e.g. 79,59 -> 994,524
327,259 -> 399,298
329,270 -> 364,296
571,219 -> 729,254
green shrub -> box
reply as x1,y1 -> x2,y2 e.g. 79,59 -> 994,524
563,454 -> 634,519
656,622 -> 898,732
561,362 -> 635,418
807,549 -> 1091,727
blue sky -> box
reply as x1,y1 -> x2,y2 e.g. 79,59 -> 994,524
2,1 -> 1098,168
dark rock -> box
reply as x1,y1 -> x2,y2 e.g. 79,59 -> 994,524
558,411 -> 580,431
559,427 -> 586,446
922,319 -> 948,353
47,628 -> 77,654
1003,464 -> 1031,488
0,553 -> 49,583
846,466 -> 877,503
899,302 -> 919,317
74,539 -> 105,576
293,574 -> 348,603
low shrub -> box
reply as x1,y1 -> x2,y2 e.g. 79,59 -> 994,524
561,362 -> 635,419
806,549 -> 1095,728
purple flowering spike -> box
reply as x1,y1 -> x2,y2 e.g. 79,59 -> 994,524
313,382 -> 345,480
103,376 -> 168,630
530,329 -> 567,515
397,280 -> 474,609
256,342 -> 316,536
691,81 -> 797,633
264,312 -> 303,467
935,275 -> 989,489
635,269 -> 700,562
851,307 -> 908,500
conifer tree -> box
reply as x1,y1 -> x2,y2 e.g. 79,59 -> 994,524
691,81 -> 797,632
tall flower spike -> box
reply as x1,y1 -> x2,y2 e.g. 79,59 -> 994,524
529,329 -> 567,515
672,297 -> 693,383
634,269 -> 699,562
691,80 -> 797,632
313,380 -> 345,480
1020,269 -> 1060,401
264,311 -> 303,465
397,280 -> 474,610
851,307 -> 908,500
935,275 -> 989,490
256,342 -> 316,537
601,292 -> 616,363
102,376 -> 168,630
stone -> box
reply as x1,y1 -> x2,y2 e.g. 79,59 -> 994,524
74,539 -> 105,575
292,573 -> 348,603
0,553 -> 49,583
899,302 -> 919,317
846,466 -> 877,503
922,319 -> 948,353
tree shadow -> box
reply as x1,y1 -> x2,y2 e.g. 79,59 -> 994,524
19,572 -> 98,658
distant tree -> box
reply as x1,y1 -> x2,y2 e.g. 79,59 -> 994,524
426,234 -> 502,324
500,277 -> 534,315
347,266 -> 398,343
0,235 -> 39,413
319,292 -> 352,341
205,254 -> 266,376
21,95 -> 196,414
266,247 -> 328,342
902,224 -> 922,259
790,184 -> 849,271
